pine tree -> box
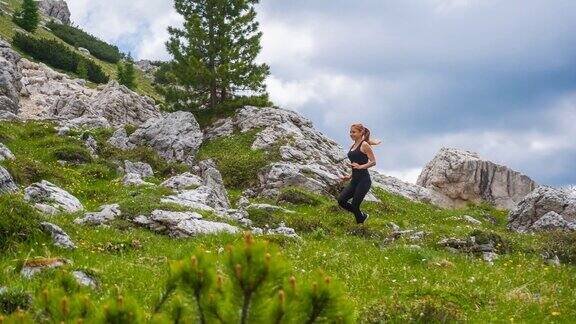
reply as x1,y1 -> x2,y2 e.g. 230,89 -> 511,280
117,55 -> 137,90
12,0 -> 40,32
162,0 -> 270,111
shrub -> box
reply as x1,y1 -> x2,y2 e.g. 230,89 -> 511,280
0,195 -> 48,252
155,232 -> 354,323
12,0 -> 39,32
277,187 -> 323,206
46,21 -> 123,63
117,58 -> 137,90
12,32 -> 109,84
0,288 -> 32,315
196,130 -> 276,189
541,231 -> 576,264
51,145 -> 93,163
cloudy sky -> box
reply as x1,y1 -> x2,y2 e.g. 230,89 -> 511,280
67,0 -> 576,186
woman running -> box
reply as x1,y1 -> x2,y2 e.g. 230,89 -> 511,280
338,123 -> 380,224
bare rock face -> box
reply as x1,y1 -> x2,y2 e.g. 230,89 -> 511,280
128,111 -> 203,163
205,106 -> 349,198
38,0 -> 71,25
18,60 -> 161,127
0,40 -> 22,119
507,186 -> 576,232
75,204 -> 121,226
417,147 -> 537,209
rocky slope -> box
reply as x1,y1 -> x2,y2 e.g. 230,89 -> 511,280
38,0 -> 71,25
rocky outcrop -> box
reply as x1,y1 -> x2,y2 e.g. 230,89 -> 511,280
72,271 -> 98,288
24,180 -> 83,215
0,40 -> 22,119
198,159 -> 230,209
507,187 -> 576,232
128,111 -> 203,164
133,210 -> 238,237
124,160 -> 153,178
135,60 -> 160,80
107,127 -> 134,150
38,0 -> 71,25
417,148 -> 537,209
19,59 -> 160,127
40,222 -> 76,249
0,166 -> 18,193
205,106 -> 350,198
75,204 -> 121,226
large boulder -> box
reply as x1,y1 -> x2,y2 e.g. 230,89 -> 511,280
40,222 -> 76,249
38,0 -> 71,25
24,180 -> 83,214
128,111 -> 203,163
0,40 -> 22,119
507,186 -> 576,232
198,159 -> 230,209
417,148 -> 537,209
205,106 -> 349,198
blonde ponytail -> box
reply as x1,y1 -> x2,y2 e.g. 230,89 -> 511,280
351,124 -> 381,146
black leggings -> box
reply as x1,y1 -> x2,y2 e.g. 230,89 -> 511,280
338,175 -> 371,220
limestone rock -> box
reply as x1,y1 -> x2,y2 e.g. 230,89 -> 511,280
128,111 -> 203,163
89,81 -> 160,127
370,171 -> 453,207
507,186 -> 576,232
417,148 -> 537,209
40,222 -> 76,249
133,210 -> 238,237
266,223 -> 299,238
205,106 -> 349,197
0,40 -> 22,117
21,258 -> 70,278
530,211 -> 576,231
38,0 -> 71,24
24,180 -> 83,214
0,166 -> 18,193
161,172 -> 203,191
72,271 -> 98,288
75,204 -> 121,225
85,135 -> 98,156
162,185 -> 227,212
124,160 -> 154,178
122,173 -> 154,187
198,159 -> 230,209
77,47 -> 90,56
463,215 -> 482,225
107,127 -> 134,150
246,203 -> 295,214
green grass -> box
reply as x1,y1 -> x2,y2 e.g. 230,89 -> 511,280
0,0 -> 161,102
197,129 -> 281,189
1,120 -> 576,322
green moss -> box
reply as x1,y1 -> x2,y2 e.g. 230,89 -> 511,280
276,187 -> 323,206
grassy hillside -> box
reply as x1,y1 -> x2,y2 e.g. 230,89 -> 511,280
0,0 -> 161,102
1,120 -> 576,322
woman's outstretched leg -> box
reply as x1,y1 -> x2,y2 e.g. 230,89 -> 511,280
350,177 -> 371,222
338,181 -> 356,214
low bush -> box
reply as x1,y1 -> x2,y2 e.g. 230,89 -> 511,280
197,130 -> 276,189
0,195 -> 48,252
0,288 -> 32,315
12,32 -> 109,84
47,21 -> 122,63
541,231 -> 576,264
277,187 -> 323,206
51,144 -> 93,163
